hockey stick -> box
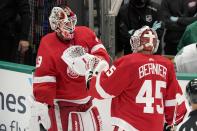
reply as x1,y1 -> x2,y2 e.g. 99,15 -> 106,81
171,93 -> 185,131
171,102 -> 178,131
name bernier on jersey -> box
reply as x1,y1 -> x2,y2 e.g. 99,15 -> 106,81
139,63 -> 167,79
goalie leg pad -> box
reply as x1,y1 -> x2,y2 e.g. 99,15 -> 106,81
68,106 -> 103,131
71,113 -> 81,131
27,96 -> 51,131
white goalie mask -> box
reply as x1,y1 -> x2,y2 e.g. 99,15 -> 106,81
130,26 -> 159,53
49,6 -> 77,40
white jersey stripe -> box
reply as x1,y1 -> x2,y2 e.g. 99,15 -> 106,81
165,94 -> 185,107
54,96 -> 91,104
165,99 -> 177,107
33,76 -> 56,83
91,44 -> 106,53
95,73 -> 114,99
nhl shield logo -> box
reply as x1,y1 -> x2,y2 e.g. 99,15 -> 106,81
146,15 -> 152,22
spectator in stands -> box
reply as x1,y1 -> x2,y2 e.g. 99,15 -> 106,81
174,43 -> 197,73
161,0 -> 197,55
177,78 -> 197,131
0,0 -> 31,63
116,0 -> 164,57
28,0 -> 67,65
177,20 -> 197,51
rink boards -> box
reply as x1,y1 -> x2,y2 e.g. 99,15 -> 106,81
0,61 -> 196,131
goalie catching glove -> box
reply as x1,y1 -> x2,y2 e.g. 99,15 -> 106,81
61,45 -> 109,76
61,45 -> 94,76
61,45 -> 109,88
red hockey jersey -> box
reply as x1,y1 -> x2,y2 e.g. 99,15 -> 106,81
33,26 -> 110,106
89,53 -> 186,131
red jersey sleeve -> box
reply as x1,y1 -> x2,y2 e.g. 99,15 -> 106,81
88,58 -> 130,99
33,37 -> 57,106
164,62 -> 187,125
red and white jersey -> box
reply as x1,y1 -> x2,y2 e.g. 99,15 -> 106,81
33,26 -> 110,106
89,53 -> 187,131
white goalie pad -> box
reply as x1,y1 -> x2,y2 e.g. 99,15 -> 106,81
68,106 -> 103,131
27,96 -> 51,131
27,115 -> 40,131
61,46 -> 101,76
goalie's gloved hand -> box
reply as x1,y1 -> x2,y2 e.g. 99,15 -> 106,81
61,45 -> 108,76
61,45 -> 95,76
85,59 -> 109,90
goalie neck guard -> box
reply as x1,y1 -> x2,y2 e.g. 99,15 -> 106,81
130,26 -> 159,53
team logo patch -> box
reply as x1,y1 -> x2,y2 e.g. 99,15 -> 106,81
188,1 -> 196,8
67,66 -> 79,78
146,15 -> 153,23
